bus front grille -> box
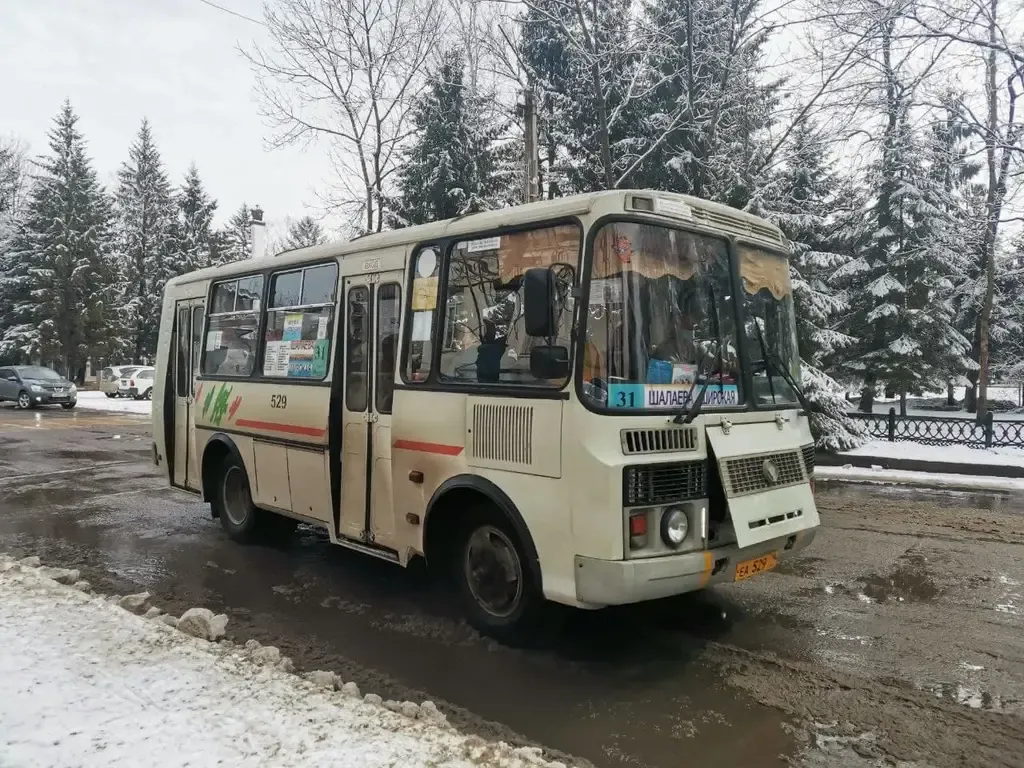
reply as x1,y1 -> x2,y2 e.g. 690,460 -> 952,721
623,461 -> 707,506
620,426 -> 698,455
723,450 -> 805,497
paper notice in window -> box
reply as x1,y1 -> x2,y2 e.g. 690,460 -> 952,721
283,313 -> 303,342
412,276 -> 438,310
316,315 -> 329,340
411,311 -> 433,342
206,331 -> 222,351
466,236 -> 501,253
262,340 -> 285,376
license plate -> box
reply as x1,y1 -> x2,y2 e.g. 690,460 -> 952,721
734,552 -> 777,581
51,394 -> 67,400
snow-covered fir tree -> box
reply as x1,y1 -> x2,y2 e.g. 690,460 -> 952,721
176,163 -> 218,273
0,102 -> 118,377
284,216 -> 326,250
216,203 -> 252,265
756,121 -> 868,449
390,48 -> 507,226
114,119 -> 178,361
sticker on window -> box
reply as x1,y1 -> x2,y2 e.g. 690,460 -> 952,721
465,236 -> 501,253
263,340 -> 291,377
316,315 -> 329,340
607,382 -> 738,409
206,331 -> 222,351
310,339 -> 330,378
283,314 -> 304,342
411,277 -> 438,311
411,310 -> 432,341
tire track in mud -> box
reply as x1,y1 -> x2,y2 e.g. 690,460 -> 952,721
710,642 -> 1024,768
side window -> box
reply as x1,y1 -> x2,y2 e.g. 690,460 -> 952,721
346,286 -> 370,411
191,306 -> 204,393
0,367 -> 12,381
262,263 -> 338,379
176,308 -> 190,395
203,276 -> 264,376
405,246 -> 439,382
375,283 -> 401,414
438,224 -> 579,386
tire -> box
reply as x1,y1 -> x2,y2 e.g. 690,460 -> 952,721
455,507 -> 541,644
105,392 -> 117,399
16,391 -> 33,410
61,402 -> 76,410
213,453 -> 296,545
144,389 -> 152,401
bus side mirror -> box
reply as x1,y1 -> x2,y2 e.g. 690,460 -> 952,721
530,345 -> 569,380
523,267 -> 556,337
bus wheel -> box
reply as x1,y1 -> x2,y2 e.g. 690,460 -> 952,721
457,512 -> 539,643
216,455 -> 263,542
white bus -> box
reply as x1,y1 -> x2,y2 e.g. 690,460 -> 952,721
153,190 -> 819,640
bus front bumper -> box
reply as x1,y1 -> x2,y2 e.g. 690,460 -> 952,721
573,529 -> 817,607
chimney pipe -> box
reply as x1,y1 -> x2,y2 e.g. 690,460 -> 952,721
250,205 -> 266,259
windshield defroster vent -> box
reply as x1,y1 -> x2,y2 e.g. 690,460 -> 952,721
621,426 -> 698,455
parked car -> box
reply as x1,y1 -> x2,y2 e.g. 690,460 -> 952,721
0,366 -> 77,410
100,365 -> 142,398
123,367 -> 155,400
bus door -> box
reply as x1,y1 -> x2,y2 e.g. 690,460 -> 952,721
172,299 -> 205,490
338,271 -> 403,547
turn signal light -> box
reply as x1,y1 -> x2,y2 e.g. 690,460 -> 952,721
629,511 -> 648,550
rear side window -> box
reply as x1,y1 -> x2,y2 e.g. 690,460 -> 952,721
102,368 -> 113,379
138,370 -> 154,380
204,275 -> 265,376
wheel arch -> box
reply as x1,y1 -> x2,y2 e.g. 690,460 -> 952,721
422,474 -> 542,591
201,433 -> 246,514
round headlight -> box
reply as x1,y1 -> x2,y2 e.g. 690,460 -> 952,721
661,507 -> 689,548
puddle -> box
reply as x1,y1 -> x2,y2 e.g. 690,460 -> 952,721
920,681 -> 1012,711
860,554 -> 940,604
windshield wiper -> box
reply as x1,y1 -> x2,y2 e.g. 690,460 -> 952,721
753,320 -> 812,413
675,285 -> 723,425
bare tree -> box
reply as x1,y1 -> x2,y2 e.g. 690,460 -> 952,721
246,0 -> 445,233
0,136 -> 30,218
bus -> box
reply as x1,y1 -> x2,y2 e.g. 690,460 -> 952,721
153,190 -> 819,641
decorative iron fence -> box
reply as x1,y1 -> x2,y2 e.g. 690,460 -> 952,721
849,409 -> 1024,448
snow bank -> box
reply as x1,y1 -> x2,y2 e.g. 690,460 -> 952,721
841,440 -> 1024,467
75,390 -> 151,415
0,555 -> 570,768
816,465 -> 1024,493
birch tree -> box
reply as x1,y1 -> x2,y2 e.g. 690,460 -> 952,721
246,0 -> 444,233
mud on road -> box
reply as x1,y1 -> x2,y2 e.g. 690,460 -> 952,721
1,407 -> 1023,768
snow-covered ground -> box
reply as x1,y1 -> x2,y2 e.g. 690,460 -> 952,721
75,390 -> 151,416
0,557 -> 567,768
841,440 -> 1024,467
816,465 -> 1024,493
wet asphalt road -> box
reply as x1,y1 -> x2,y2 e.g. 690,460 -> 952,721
1,406 -> 1024,768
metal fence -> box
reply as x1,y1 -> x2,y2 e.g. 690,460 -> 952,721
849,409 -> 1024,448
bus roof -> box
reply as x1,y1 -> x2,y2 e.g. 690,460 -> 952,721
166,189 -> 785,288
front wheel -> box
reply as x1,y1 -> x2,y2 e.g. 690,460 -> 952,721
16,391 -> 33,410
456,512 -> 541,643
61,402 -> 76,410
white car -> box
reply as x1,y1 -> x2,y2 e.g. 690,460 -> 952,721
120,367 -> 155,400
100,365 -> 142,397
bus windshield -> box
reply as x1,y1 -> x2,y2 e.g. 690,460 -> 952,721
581,221 -> 741,411
738,244 -> 801,407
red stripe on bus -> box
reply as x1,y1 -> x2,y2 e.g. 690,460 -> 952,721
393,439 -> 464,456
234,419 -> 326,438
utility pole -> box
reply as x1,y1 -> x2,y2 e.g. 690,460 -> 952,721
522,88 -> 539,203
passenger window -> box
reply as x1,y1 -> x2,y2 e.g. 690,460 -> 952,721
376,284 -> 401,414
176,308 -> 190,394
405,246 -> 439,383
191,306 -> 205,393
203,275 -> 265,377
262,263 -> 338,379
346,286 -> 370,412
438,225 -> 579,386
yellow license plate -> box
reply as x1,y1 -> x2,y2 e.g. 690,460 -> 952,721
734,552 -> 778,581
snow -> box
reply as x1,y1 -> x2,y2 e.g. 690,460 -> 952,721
816,465 -> 1024,493
0,561 -> 566,768
842,440 -> 1024,467
75,390 -> 151,415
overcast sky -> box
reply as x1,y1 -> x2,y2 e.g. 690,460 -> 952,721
1,0 -> 328,229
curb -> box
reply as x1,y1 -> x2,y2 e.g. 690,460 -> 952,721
814,466 -> 1024,494
815,451 -> 1024,479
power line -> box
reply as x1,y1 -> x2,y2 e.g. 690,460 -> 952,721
196,0 -> 265,26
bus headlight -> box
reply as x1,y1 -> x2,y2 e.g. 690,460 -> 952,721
661,507 -> 689,548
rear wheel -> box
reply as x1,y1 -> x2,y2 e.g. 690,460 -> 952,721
455,508 -> 541,643
16,391 -> 32,410
213,453 -> 296,545
105,392 -> 117,399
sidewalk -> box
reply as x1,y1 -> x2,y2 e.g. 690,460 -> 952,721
0,556 -> 569,768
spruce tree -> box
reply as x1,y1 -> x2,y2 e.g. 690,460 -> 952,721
391,48 -> 506,226
114,118 -> 178,361
176,163 -> 218,273
0,101 -> 117,377
284,216 -> 326,250
215,203 -> 252,264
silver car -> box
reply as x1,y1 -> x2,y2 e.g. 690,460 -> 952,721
0,366 -> 78,410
